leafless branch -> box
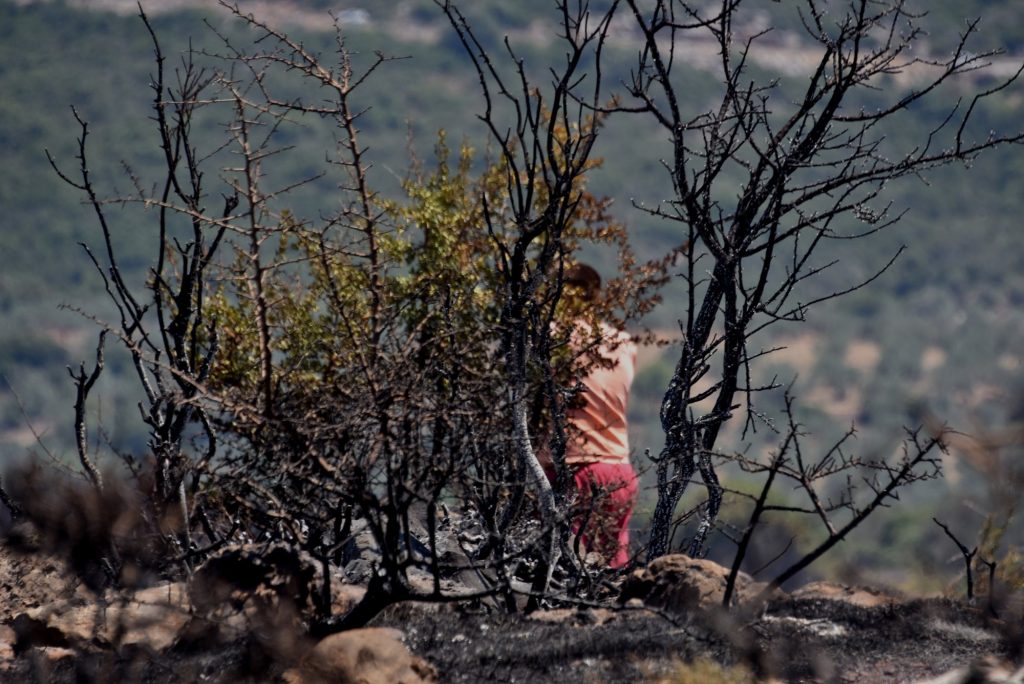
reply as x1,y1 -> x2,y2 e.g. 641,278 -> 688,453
934,517 -> 978,601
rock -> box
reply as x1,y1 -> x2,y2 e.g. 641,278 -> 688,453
0,625 -> 14,662
332,582 -> 368,615
31,646 -> 77,663
340,520 -> 381,583
790,580 -> 903,607
110,583 -> 193,649
12,581 -> 192,652
342,558 -> 377,585
619,554 -> 783,611
0,546 -> 83,624
283,627 -> 437,684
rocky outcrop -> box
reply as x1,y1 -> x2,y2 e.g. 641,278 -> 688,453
619,554 -> 784,611
790,580 -> 904,607
283,628 -> 437,684
10,582 -> 191,652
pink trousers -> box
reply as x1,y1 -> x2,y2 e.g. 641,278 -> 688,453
566,462 -> 638,569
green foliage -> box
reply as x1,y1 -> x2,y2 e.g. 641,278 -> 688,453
206,121 -> 661,422
206,135 -> 508,402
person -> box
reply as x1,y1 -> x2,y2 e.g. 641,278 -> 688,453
552,263 -> 639,569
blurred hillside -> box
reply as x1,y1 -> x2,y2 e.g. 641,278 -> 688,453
2,0 -> 1024,588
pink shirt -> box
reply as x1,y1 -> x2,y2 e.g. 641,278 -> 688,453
565,323 -> 637,466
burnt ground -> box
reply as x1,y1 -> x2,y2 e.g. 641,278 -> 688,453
756,597 -> 1021,682
372,597 -> 1019,683
0,543 -> 1020,683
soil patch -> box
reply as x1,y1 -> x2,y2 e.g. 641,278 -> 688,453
2,542 -> 1022,683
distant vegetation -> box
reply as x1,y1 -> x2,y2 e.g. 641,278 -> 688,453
2,0 -> 1024,588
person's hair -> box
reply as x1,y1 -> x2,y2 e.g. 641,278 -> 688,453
564,263 -> 601,302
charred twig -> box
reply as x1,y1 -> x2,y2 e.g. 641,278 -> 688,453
68,331 -> 107,491
979,556 -> 999,617
724,445 -> 787,607
934,517 -> 979,601
749,427 -> 944,600
0,477 -> 22,519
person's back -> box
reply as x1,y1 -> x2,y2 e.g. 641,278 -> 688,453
565,322 -> 636,467
556,265 -> 639,569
